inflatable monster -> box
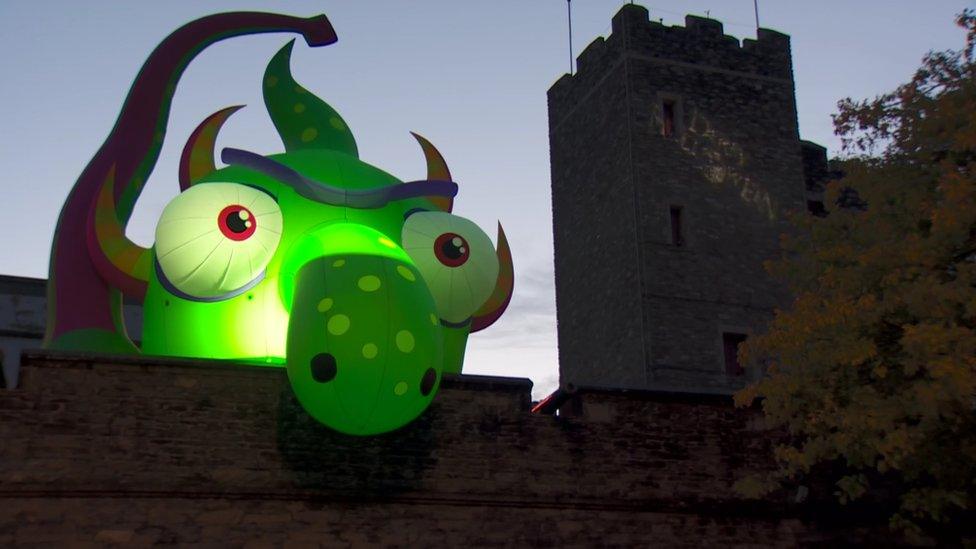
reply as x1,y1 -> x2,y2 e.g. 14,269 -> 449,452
43,12 -> 513,436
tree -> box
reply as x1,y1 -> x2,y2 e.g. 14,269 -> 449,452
735,10 -> 976,539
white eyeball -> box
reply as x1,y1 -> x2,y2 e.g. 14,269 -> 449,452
401,211 -> 498,323
155,183 -> 282,299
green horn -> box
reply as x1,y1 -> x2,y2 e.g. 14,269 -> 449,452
263,40 -> 358,157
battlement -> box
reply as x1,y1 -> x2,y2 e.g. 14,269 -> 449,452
549,4 -> 793,117
611,4 -> 792,75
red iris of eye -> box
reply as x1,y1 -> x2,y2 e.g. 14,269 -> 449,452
434,232 -> 470,267
217,204 -> 256,241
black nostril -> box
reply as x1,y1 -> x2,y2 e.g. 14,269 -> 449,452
310,353 -> 338,383
420,367 -> 437,396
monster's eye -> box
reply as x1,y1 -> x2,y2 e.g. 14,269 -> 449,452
217,204 -> 257,241
402,211 -> 499,324
434,233 -> 469,267
155,183 -> 282,300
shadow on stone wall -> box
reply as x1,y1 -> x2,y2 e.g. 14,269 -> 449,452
274,387 -> 437,496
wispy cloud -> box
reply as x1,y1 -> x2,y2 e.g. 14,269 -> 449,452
464,258 -> 560,399
470,259 -> 556,347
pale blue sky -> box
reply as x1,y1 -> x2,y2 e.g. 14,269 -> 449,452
0,1 -> 970,397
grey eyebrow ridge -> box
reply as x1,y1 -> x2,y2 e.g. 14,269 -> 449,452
220,147 -> 458,209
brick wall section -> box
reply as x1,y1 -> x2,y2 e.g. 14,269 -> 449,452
0,352 -> 898,545
549,4 -> 810,394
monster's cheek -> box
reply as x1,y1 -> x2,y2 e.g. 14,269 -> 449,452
285,254 -> 443,436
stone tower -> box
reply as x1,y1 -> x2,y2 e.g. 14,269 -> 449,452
548,4 -> 818,394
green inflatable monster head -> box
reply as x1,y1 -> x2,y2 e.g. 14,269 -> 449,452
44,13 -> 514,436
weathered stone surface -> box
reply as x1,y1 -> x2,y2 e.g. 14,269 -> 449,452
549,4 -> 825,394
0,351 -> 899,545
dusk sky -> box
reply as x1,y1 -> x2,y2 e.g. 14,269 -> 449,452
0,1 -> 970,398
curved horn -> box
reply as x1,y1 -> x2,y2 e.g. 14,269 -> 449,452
471,222 -> 514,332
179,105 -> 244,190
87,165 -> 151,299
410,132 -> 453,212
264,41 -> 358,156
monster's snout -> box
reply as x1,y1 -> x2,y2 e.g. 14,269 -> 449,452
282,223 -> 444,435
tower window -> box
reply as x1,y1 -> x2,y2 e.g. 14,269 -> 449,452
662,100 -> 676,137
722,332 -> 748,376
669,206 -> 684,247
807,200 -> 827,217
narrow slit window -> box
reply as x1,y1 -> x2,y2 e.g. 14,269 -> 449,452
723,332 -> 748,376
669,206 -> 684,247
807,200 -> 827,217
662,100 -> 676,137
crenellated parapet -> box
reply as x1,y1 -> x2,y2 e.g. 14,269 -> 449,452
549,3 -> 794,123
613,4 -> 792,77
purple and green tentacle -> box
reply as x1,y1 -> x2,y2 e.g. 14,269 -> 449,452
45,12 -> 338,351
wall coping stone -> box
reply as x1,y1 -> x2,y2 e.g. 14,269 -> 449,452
17,349 -> 534,396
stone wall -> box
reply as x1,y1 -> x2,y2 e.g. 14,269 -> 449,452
548,37 -> 648,389
800,140 -> 830,195
0,352 -> 899,545
0,275 -> 142,388
549,4 -> 811,394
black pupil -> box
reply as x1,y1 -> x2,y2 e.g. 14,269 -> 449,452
226,210 -> 248,233
441,236 -> 465,259
420,367 -> 437,396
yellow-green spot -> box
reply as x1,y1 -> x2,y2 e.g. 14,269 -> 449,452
395,330 -> 415,353
332,259 -> 346,268
362,343 -> 378,359
294,85 -> 306,94
396,265 -> 416,282
301,127 -> 318,142
265,75 -> 278,87
328,314 -> 350,336
429,313 -> 439,326
358,275 -> 381,292
394,381 -> 408,396
294,103 -> 306,113
317,298 -> 334,313
329,117 -> 346,130
378,237 -> 396,249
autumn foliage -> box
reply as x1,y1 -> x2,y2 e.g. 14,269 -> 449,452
735,11 -> 976,537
